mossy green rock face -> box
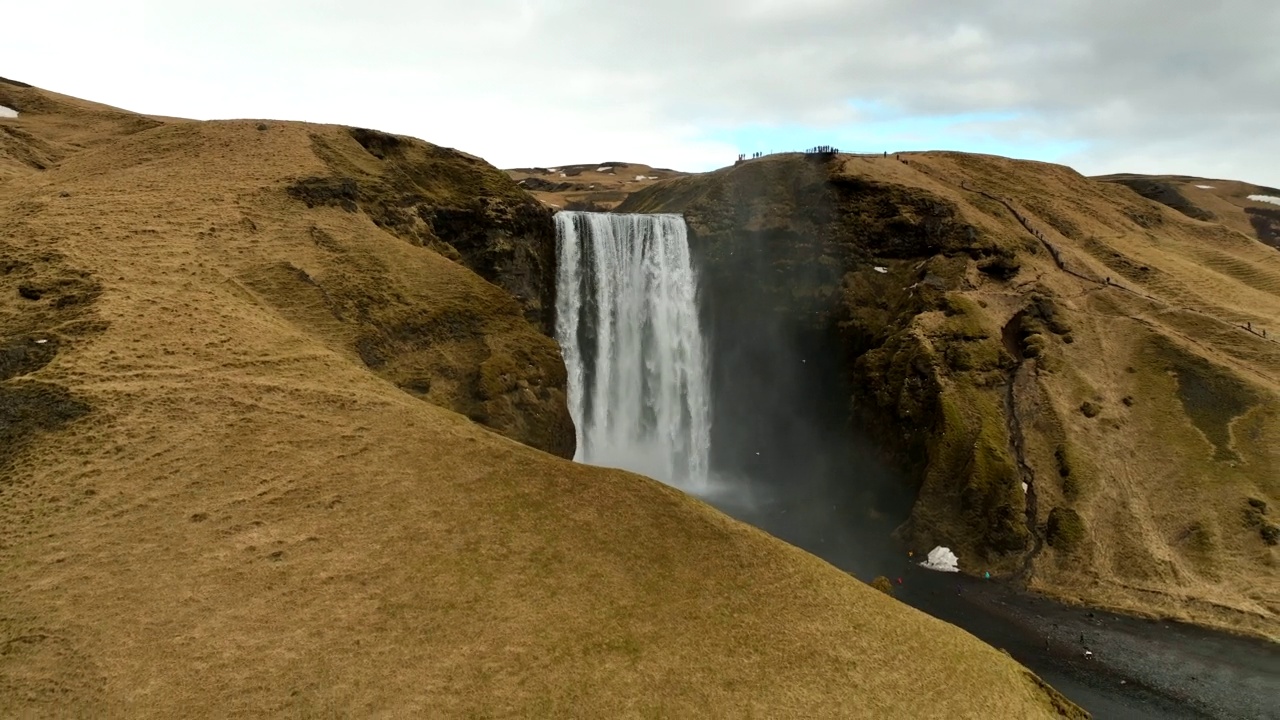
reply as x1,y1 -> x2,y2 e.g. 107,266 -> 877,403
279,127 -> 574,459
619,155 -> 1033,568
622,151 -> 1280,638
1046,507 -> 1087,552
298,128 -> 559,335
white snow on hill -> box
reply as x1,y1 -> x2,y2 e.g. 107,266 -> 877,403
1247,195 -> 1280,206
0,105 -> 17,118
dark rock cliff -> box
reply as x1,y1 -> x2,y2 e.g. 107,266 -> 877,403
617,154 -> 1041,569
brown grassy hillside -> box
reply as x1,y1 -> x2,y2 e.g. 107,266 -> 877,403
1094,173 -> 1280,252
0,82 -> 1083,717
620,151 -> 1280,641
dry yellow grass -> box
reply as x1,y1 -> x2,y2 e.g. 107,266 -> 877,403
0,84 -> 1081,717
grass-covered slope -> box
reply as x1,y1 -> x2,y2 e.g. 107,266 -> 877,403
1094,173 -> 1280,251
0,82 -> 1083,717
620,151 -> 1280,640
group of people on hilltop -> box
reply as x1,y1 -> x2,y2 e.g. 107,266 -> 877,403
736,146 -> 844,164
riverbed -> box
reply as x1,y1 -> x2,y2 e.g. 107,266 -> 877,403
703,474 -> 1280,720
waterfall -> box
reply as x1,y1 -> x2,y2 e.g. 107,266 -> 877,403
554,211 -> 712,491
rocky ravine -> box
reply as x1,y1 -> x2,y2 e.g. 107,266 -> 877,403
618,151 -> 1280,640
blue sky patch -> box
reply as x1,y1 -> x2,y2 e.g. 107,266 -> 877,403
702,106 -> 1088,167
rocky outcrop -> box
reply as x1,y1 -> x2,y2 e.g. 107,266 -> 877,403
293,127 -> 559,336
277,127 -> 573,458
619,152 -> 1280,637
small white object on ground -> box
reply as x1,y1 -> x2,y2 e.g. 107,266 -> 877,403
874,266 -> 889,274
1084,650 -> 1093,659
559,172 -> 566,177
1247,195 -> 1280,206
547,168 -> 559,173
35,339 -> 48,344
0,105 -> 16,118
596,166 -> 613,172
1021,482 -> 1028,494
1194,185 -> 1214,189
635,175 -> 647,181
920,546 -> 960,572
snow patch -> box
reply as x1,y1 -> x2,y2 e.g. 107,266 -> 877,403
635,175 -> 648,181
1247,194 -> 1280,206
920,546 -> 960,572
596,166 -> 613,172
647,176 -> 659,180
1195,184 -> 1214,189
0,105 -> 16,118
546,168 -> 559,173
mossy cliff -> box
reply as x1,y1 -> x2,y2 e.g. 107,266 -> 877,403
288,127 -> 559,335
279,127 -> 573,458
619,152 -> 1280,637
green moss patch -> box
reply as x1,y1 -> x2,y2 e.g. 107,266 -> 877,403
869,576 -> 894,595
1145,337 -> 1256,462
1046,507 -> 1086,553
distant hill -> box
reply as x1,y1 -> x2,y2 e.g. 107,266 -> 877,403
506,162 -> 689,211
0,80 -> 1081,718
1095,173 -> 1280,251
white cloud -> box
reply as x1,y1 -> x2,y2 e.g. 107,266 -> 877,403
3,1 -> 1277,184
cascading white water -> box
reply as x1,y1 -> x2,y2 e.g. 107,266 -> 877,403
554,211 -> 712,491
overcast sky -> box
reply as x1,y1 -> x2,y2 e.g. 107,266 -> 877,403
6,1 -> 1278,186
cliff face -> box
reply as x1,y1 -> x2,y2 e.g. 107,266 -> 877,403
619,152 -> 1280,639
